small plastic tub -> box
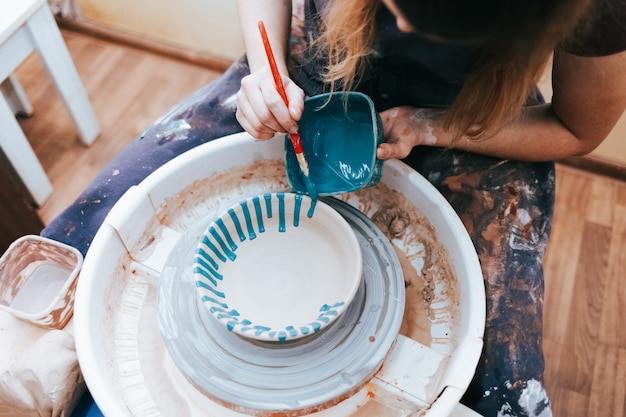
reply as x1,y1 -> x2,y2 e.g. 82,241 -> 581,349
0,235 -> 83,329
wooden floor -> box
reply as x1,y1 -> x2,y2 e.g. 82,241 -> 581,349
11,29 -> 626,416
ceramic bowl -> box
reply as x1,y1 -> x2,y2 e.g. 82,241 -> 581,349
285,91 -> 384,196
193,192 -> 362,342
0,235 -> 83,329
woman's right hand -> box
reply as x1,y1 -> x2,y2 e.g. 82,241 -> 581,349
236,66 -> 305,140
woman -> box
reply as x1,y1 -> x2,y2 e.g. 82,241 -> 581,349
234,1 -> 626,415
42,0 -> 626,415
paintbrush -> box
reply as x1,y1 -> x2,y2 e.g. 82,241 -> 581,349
257,20 -> 317,198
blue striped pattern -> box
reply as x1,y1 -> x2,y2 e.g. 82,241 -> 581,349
194,193 -> 346,342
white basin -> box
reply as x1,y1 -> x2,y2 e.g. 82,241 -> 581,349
74,132 -> 485,417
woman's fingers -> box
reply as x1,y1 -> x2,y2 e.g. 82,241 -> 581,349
236,68 -> 303,139
378,106 -> 442,159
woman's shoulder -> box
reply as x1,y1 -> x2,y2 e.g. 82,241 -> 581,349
559,0 -> 626,56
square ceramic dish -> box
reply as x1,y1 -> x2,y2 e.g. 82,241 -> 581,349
0,235 -> 83,329
285,91 -> 384,196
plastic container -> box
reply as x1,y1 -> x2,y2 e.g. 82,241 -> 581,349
0,235 -> 83,329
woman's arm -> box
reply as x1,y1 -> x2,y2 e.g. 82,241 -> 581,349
237,0 -> 291,73
377,49 -> 626,161
235,0 -> 305,139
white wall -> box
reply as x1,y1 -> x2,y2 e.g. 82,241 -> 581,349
67,0 -> 244,64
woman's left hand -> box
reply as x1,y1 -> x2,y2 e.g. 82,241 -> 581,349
376,107 -> 443,160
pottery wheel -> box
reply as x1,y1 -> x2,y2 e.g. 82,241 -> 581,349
157,197 -> 405,414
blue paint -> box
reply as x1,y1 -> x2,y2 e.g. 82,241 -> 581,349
307,198 -> 316,218
277,193 -> 286,232
200,295 -> 229,309
240,201 -> 257,240
215,218 -> 237,251
253,326 -> 271,336
285,92 -> 384,196
195,248 -> 218,269
193,262 -> 221,284
209,226 -> 236,261
293,194 -> 302,227
201,235 -> 227,262
252,196 -> 265,233
195,280 -> 224,298
228,208 -> 246,242
304,175 -> 318,201
216,309 -> 240,319
320,301 -> 345,311
264,193 -> 273,218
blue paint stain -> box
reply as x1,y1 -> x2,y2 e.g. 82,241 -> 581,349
277,193 -> 286,232
264,194 -> 273,218
293,194 -> 302,227
307,198 -> 316,218
240,201 -> 257,240
215,218 -> 237,251
209,226 -> 236,261
195,280 -> 225,298
228,208 -> 246,242
252,196 -> 265,233
201,235 -> 227,262
253,326 -> 271,336
320,301 -> 345,311
200,295 -> 228,309
216,309 -> 240,319
304,175 -> 318,201
195,248 -> 219,270
193,263 -> 222,285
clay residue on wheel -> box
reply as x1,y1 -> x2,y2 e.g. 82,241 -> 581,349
340,182 -> 459,349
157,160 -> 290,232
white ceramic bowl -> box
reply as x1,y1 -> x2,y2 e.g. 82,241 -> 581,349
193,192 -> 362,342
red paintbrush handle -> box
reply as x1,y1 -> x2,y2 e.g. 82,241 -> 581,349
257,20 -> 304,155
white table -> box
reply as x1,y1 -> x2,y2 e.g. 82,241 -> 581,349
0,0 -> 100,205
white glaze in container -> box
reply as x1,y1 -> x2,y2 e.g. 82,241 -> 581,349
0,235 -> 83,329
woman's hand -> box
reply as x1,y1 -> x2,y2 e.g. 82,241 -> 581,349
235,0 -> 301,140
236,67 -> 305,140
376,107 -> 444,160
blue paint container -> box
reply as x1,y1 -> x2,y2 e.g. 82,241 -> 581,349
285,92 -> 384,196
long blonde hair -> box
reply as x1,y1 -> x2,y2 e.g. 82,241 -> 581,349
315,0 -> 593,140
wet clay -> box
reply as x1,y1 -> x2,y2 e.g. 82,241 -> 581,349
339,182 -> 459,348
157,160 -> 290,232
